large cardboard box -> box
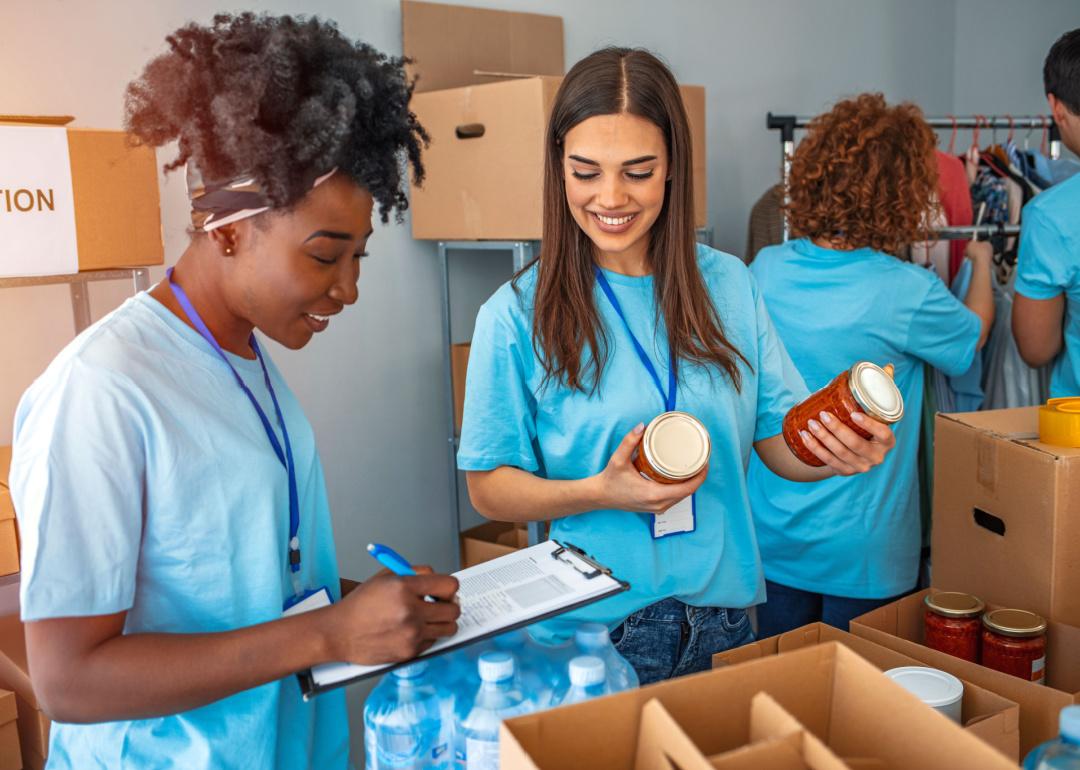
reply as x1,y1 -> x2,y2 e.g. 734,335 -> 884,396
0,616 -> 48,770
931,408 -> 1080,628
0,449 -> 16,577
0,117 -> 164,277
404,1 -> 707,240
851,588 -> 1080,756
451,342 -> 470,434
714,621 -> 1020,760
460,521 -> 529,568
0,688 -> 20,770
500,642 -> 1018,770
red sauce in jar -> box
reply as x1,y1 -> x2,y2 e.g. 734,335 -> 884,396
782,362 -> 903,466
981,609 -> 1047,684
923,592 -> 984,663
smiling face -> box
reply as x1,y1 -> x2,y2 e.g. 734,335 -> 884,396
226,174 -> 375,350
562,112 -> 669,267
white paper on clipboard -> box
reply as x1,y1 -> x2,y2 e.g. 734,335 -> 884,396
305,539 -> 625,690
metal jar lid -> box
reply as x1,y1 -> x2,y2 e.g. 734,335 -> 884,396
642,411 -> 711,481
982,609 -> 1047,638
924,591 -> 985,619
849,362 -> 904,423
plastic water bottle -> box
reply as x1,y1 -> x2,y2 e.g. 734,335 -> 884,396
456,651 -> 535,770
1024,706 -> 1080,769
492,629 -> 566,709
364,661 -> 454,769
574,622 -> 640,692
552,655 -> 610,706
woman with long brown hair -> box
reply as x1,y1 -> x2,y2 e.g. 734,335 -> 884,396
458,48 -> 895,684
747,94 -> 994,639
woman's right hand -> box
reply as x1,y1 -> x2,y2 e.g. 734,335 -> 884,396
321,572 -> 460,665
593,423 -> 707,514
965,239 -> 993,266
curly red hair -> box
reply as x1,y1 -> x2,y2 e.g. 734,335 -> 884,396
786,93 -> 939,256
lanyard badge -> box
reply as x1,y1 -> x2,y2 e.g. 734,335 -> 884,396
594,267 -> 696,538
166,269 -> 308,603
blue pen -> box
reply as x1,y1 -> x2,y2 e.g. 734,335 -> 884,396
367,543 -> 418,576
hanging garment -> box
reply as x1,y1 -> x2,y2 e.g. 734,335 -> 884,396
746,184 -> 784,263
980,271 -> 1052,409
937,151 -> 974,283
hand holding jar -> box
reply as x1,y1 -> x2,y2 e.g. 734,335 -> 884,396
593,415 -> 708,514
783,361 -> 901,475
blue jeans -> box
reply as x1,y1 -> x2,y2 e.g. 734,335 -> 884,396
609,597 -> 755,686
756,579 -> 912,639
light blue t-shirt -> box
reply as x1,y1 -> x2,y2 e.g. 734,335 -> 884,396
457,245 -> 807,632
1016,172 -> 1080,398
747,238 -> 981,599
10,293 -> 349,770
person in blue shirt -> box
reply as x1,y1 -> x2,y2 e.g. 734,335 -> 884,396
457,48 -> 896,686
8,15 -> 459,769
1014,28 -> 1080,395
748,93 -> 995,638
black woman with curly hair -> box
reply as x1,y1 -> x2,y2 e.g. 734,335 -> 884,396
7,14 -> 458,768
747,93 -> 995,638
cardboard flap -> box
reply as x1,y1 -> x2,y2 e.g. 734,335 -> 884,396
0,115 -> 75,126
402,0 -> 563,92
0,446 -> 10,488
635,699 -> 714,770
749,692 -> 805,741
707,735 -> 806,770
0,688 -> 14,725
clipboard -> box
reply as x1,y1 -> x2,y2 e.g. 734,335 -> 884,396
297,539 -> 629,699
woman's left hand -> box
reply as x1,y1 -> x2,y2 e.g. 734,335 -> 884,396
799,410 -> 896,476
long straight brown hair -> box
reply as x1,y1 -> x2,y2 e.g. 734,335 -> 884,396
519,47 -> 749,394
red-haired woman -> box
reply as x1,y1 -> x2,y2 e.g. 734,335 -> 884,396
748,93 -> 994,638
458,49 -> 895,685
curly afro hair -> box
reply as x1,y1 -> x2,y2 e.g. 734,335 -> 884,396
124,12 -> 427,223
785,93 -> 939,256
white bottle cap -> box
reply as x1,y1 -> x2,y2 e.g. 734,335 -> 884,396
478,651 -> 515,683
574,623 -> 609,649
569,656 -> 606,687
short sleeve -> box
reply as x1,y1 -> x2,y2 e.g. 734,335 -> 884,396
11,359 -> 146,620
1016,205 -> 1072,300
752,282 -> 809,442
456,301 -> 540,473
905,275 -> 980,377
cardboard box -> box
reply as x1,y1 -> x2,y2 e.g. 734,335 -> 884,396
460,521 -> 529,568
931,408 -> 1080,627
0,688 -> 20,770
404,2 -> 707,240
0,117 -> 163,277
500,642 -> 1018,770
0,616 -> 48,768
0,449 -> 16,577
851,588 -> 1080,755
714,622 -> 1020,761
451,342 -> 470,434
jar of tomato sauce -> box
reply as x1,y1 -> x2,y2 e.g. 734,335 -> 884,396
783,362 -> 904,466
981,609 -> 1047,684
632,411 -> 711,484
923,592 -> 985,663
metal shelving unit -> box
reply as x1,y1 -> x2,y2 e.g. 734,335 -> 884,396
0,266 -> 153,608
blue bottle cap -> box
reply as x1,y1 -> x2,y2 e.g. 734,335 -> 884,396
1062,705 -> 1080,742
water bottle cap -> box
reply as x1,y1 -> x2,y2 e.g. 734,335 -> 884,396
575,623 -> 610,649
1062,705 -> 1080,742
392,660 -> 428,679
569,656 -> 606,687
478,651 -> 515,682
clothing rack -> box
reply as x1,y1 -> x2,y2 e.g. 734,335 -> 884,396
934,224 -> 1021,241
767,113 -> 1063,240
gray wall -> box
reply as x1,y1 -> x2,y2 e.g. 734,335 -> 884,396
2,1 -> 1077,763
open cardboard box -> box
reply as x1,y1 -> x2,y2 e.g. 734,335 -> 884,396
451,342 -> 470,434
0,116 -> 163,277
0,688 -> 20,770
713,621 -> 1020,760
0,448 -> 17,577
460,521 -> 530,567
931,408 -> 1080,628
500,642 -> 1017,770
851,588 -> 1080,756
403,1 -> 706,240
0,615 -> 48,770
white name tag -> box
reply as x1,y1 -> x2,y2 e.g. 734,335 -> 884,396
653,495 -> 695,538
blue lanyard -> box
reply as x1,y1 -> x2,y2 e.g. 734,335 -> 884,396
165,269 -> 303,597
593,266 -> 677,412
